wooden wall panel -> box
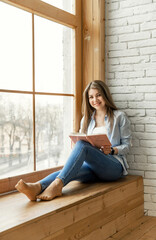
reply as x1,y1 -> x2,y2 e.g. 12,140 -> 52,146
74,0 -> 82,132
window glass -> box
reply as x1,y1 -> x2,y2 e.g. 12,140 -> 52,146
40,0 -> 75,14
0,2 -> 32,91
0,1 -> 76,181
0,93 -> 34,179
35,95 -> 73,170
34,15 -> 75,94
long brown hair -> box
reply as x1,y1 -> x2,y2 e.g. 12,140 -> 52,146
81,80 -> 118,133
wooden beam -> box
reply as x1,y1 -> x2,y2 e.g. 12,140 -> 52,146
74,0 -> 82,132
82,0 -> 93,89
82,0 -> 105,90
93,0 -> 105,82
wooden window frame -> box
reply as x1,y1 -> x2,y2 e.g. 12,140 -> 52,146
0,0 -> 82,194
82,0 -> 105,90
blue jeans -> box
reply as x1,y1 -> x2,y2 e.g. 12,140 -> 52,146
39,140 -> 123,191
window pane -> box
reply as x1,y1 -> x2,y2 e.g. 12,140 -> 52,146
41,0 -> 75,14
0,93 -> 34,179
35,95 -> 73,170
0,2 -> 32,91
34,15 -> 75,94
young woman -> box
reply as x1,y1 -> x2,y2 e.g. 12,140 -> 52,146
15,80 -> 131,201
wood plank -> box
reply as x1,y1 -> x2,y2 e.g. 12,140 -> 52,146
140,237 -> 156,240
120,217 -> 156,240
92,0 -> 105,82
112,204 -> 144,235
46,184 -> 144,240
82,0 -> 93,88
82,0 -> 105,90
74,0 -> 82,132
111,216 -> 151,239
102,177 -> 143,208
48,194 -> 143,240
92,0 -> 100,81
81,205 -> 144,240
143,224 -> 156,237
100,0 -> 105,82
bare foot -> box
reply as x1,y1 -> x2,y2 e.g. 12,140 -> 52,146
15,179 -> 41,201
36,178 -> 63,201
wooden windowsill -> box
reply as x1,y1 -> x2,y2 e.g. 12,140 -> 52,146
0,175 -> 143,239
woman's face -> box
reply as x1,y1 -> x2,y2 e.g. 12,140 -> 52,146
88,88 -> 106,111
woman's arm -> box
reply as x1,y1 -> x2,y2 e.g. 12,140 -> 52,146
115,113 -> 131,155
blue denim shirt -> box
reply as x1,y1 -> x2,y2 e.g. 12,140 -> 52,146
80,110 -> 131,175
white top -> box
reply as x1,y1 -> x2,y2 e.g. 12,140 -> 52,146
92,126 -> 107,135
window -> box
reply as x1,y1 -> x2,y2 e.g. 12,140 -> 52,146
0,0 -> 81,191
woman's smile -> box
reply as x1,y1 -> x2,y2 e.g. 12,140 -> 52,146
93,102 -> 101,107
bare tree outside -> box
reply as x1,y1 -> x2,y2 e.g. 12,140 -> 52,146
0,94 -> 73,178
0,94 -> 34,178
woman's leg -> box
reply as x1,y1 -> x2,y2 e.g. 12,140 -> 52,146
15,163 -> 98,201
15,170 -> 62,201
57,140 -> 123,185
36,162 -> 99,200
37,140 -> 123,200
16,140 -> 123,201
39,163 -> 98,192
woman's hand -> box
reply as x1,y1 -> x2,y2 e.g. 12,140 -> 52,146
100,146 -> 118,155
100,146 -> 111,155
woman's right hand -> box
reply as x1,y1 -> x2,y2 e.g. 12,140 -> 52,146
100,146 -> 111,155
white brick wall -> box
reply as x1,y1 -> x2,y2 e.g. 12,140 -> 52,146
105,0 -> 156,216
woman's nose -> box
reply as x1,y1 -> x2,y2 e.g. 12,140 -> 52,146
93,96 -> 98,101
